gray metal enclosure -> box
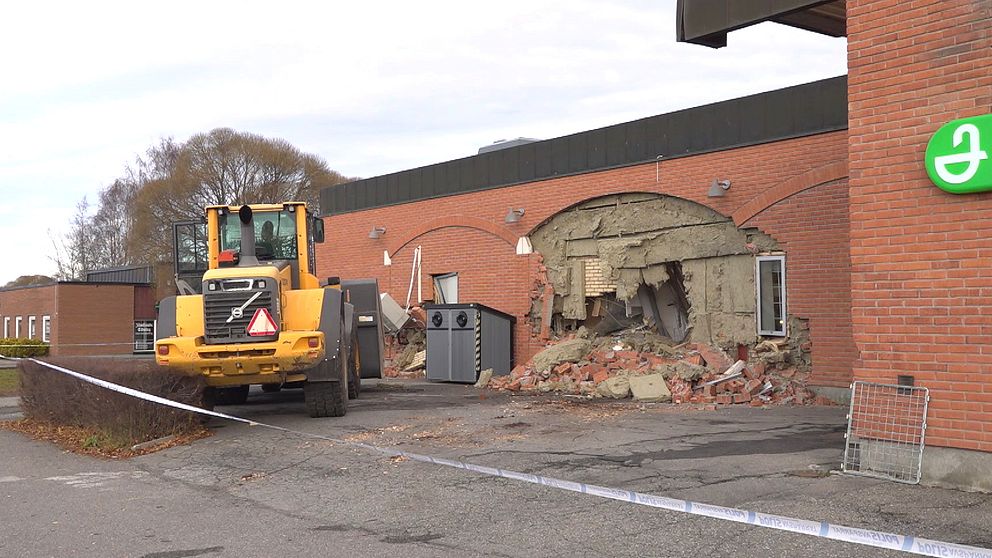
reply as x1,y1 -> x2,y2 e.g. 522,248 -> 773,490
425,303 -> 515,383
342,279 -> 385,379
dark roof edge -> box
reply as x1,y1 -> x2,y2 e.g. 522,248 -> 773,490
0,282 -> 58,293
321,75 -> 848,217
325,127 -> 846,217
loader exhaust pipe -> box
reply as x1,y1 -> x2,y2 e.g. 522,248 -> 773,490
238,205 -> 259,266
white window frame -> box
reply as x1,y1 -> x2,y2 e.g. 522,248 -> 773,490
42,315 -> 51,343
28,316 -> 36,339
15,317 -> 22,338
432,272 -> 459,304
2,317 -> 8,338
756,255 -> 787,337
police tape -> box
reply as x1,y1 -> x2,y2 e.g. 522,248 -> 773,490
16,357 -> 992,558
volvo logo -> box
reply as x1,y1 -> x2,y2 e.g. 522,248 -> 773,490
230,307 -> 244,320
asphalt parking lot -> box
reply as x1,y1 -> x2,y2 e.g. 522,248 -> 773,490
2,380 -> 992,557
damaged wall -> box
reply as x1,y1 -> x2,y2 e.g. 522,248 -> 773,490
317,130 -> 850,385
530,193 -> 779,347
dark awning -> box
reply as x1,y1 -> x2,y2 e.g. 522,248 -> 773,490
677,0 -> 846,48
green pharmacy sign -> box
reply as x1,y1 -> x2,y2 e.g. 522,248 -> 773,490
925,114 -> 992,194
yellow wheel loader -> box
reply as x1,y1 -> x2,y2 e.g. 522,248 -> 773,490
154,202 -> 383,417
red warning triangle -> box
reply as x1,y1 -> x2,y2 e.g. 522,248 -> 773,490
246,308 -> 278,336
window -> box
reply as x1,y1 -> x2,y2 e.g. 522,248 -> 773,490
2,317 -> 8,338
756,255 -> 787,336
174,221 -> 209,274
219,209 -> 298,260
28,316 -> 36,339
15,317 -> 22,338
432,273 -> 458,304
42,316 -> 51,343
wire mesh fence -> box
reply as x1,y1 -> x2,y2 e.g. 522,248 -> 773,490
842,381 -> 929,484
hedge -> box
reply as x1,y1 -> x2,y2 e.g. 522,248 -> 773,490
18,358 -> 206,448
0,338 -> 50,358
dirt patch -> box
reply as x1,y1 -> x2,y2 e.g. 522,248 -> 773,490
0,418 -> 211,459
0,368 -> 18,396
345,417 -> 526,448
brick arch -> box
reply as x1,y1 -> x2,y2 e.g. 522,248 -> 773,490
387,215 -> 518,257
732,161 -> 848,226
526,190 -> 732,235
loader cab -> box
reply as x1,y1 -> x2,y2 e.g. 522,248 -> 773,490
173,202 -> 324,294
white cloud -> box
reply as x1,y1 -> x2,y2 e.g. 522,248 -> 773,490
0,0 -> 847,286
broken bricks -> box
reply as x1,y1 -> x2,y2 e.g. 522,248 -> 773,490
486,330 -> 820,408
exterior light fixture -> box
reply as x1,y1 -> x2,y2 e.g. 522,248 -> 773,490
504,208 -> 525,223
708,179 -> 731,197
368,226 -> 386,239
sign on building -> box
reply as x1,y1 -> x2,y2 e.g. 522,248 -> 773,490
925,114 -> 992,194
134,320 -> 155,353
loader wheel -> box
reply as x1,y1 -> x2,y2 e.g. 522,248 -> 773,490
261,383 -> 282,393
199,387 -> 217,412
304,358 -> 348,418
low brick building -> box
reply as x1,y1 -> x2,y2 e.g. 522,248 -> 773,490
0,280 -> 156,356
317,1 -> 992,490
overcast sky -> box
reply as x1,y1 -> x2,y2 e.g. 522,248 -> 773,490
0,0 -> 846,286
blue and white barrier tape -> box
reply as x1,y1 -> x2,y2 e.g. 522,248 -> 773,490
13,357 -> 992,558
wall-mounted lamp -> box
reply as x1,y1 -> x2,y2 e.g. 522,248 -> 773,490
504,208 -> 525,224
368,225 -> 386,239
707,179 -> 731,197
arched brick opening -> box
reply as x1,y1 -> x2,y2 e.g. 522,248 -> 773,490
732,161 -> 848,226
387,215 -> 518,258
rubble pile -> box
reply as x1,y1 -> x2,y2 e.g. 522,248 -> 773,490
487,327 -> 827,407
384,325 -> 427,379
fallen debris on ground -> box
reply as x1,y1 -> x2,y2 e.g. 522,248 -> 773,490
487,327 -> 826,407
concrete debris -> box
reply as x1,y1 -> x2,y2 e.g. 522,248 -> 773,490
529,338 -> 593,373
475,368 -> 493,389
404,351 -> 426,371
629,374 -> 672,403
487,327 -> 820,407
596,375 -> 631,399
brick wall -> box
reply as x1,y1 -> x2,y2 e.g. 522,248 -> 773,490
320,130 -> 853,385
55,284 -> 137,356
848,1 -> 992,450
0,284 -> 57,341
746,179 -> 856,388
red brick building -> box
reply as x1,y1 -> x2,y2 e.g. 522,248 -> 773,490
0,278 -> 157,356
318,1 -> 991,489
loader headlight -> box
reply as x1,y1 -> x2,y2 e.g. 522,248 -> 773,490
256,280 -> 266,289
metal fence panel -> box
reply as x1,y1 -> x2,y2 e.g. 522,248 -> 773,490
842,381 -> 929,484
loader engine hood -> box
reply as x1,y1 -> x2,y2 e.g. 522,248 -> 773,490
201,266 -> 284,344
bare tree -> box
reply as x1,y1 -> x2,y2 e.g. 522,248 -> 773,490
50,197 -> 96,280
71,128 -> 351,271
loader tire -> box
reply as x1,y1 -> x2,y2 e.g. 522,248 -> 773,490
304,358 -> 348,418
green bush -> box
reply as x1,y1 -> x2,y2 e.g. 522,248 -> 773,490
18,358 -> 206,448
0,338 -> 50,358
